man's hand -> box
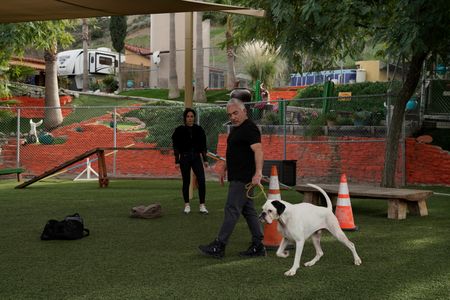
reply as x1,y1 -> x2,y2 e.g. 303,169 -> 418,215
252,173 -> 263,185
219,165 -> 227,186
250,143 -> 263,186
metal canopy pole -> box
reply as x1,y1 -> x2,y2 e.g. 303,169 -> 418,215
184,12 -> 193,108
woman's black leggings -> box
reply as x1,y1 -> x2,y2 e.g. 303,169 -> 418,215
179,153 -> 206,204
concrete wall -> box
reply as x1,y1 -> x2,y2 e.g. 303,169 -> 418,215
150,13 -> 210,89
356,60 -> 381,82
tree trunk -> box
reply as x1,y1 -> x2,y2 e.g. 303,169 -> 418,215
225,15 -> 236,90
117,52 -> 122,92
193,12 -> 206,103
382,51 -> 428,187
168,13 -> 180,99
43,43 -> 63,130
82,18 -> 89,92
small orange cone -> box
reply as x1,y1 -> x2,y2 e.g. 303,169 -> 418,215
263,165 -> 283,248
335,174 -> 358,231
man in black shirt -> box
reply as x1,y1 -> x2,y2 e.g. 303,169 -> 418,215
199,98 -> 266,258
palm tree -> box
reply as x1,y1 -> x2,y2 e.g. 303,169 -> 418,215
82,18 -> 89,92
225,14 -> 237,90
43,40 -> 64,129
168,13 -> 180,99
193,12 -> 206,103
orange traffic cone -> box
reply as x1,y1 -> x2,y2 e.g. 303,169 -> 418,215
263,165 -> 284,248
334,174 -> 358,231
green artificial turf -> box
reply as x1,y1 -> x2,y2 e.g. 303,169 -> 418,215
0,179 -> 449,299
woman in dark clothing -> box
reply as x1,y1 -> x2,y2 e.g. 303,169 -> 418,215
172,108 -> 209,214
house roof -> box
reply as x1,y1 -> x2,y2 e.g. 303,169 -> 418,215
125,44 -> 152,57
9,56 -> 46,71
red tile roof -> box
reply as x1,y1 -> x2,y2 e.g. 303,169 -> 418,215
125,44 -> 151,56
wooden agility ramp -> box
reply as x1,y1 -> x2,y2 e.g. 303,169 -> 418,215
16,147 -> 161,189
15,148 -> 109,189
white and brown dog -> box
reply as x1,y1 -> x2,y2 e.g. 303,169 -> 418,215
260,183 -> 362,276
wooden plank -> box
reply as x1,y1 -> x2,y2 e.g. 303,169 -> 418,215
15,148 -> 100,189
96,150 -> 109,188
387,199 -> 407,220
14,147 -> 164,189
302,192 -> 319,205
296,184 -> 433,202
296,183 -> 432,220
407,200 -> 428,216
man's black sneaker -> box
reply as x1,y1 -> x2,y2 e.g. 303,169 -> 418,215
239,242 -> 267,257
198,239 -> 225,258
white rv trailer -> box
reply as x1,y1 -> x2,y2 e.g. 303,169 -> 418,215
57,47 -> 119,90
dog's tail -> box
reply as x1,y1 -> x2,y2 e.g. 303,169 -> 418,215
307,183 -> 332,211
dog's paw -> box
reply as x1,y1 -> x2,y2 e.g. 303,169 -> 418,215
284,268 -> 297,276
354,257 -> 362,266
304,260 -> 315,267
276,250 -> 289,258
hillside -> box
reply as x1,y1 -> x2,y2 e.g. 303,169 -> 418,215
70,15 -> 151,50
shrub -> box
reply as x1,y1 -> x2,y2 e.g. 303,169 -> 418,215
123,104 -> 228,153
305,115 -> 325,137
102,75 -> 118,93
5,65 -> 35,83
89,80 -> 103,91
260,111 -> 280,125
290,81 -> 401,118
196,107 -> 229,153
294,81 -> 402,99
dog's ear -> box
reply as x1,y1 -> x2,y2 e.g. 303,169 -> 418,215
271,200 -> 285,216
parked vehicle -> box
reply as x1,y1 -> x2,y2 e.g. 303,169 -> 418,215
57,47 -> 120,90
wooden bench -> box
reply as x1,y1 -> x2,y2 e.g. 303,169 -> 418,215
295,184 -> 433,220
0,168 -> 25,181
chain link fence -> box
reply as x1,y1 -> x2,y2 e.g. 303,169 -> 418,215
424,79 -> 450,116
0,94 -> 420,185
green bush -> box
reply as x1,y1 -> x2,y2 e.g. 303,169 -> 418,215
295,84 -> 324,99
336,115 -> 353,125
5,65 -> 35,83
123,103 -> 184,148
290,81 -> 401,118
123,104 -> 228,153
89,80 -> 103,91
0,109 -> 14,122
294,81 -> 402,99
260,111 -> 280,125
102,75 -> 118,93
305,115 -> 325,137
197,107 -> 229,153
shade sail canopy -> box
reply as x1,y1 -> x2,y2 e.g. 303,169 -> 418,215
0,0 -> 263,23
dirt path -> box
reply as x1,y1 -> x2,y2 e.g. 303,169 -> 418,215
127,27 -> 149,39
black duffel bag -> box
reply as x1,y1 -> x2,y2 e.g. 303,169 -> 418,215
41,213 -> 90,240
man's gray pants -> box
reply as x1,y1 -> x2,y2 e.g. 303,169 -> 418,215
217,181 -> 264,245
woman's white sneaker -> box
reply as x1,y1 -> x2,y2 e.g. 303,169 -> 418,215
199,205 -> 208,214
184,205 -> 191,214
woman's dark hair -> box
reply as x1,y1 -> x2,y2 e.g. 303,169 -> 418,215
183,108 -> 196,124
